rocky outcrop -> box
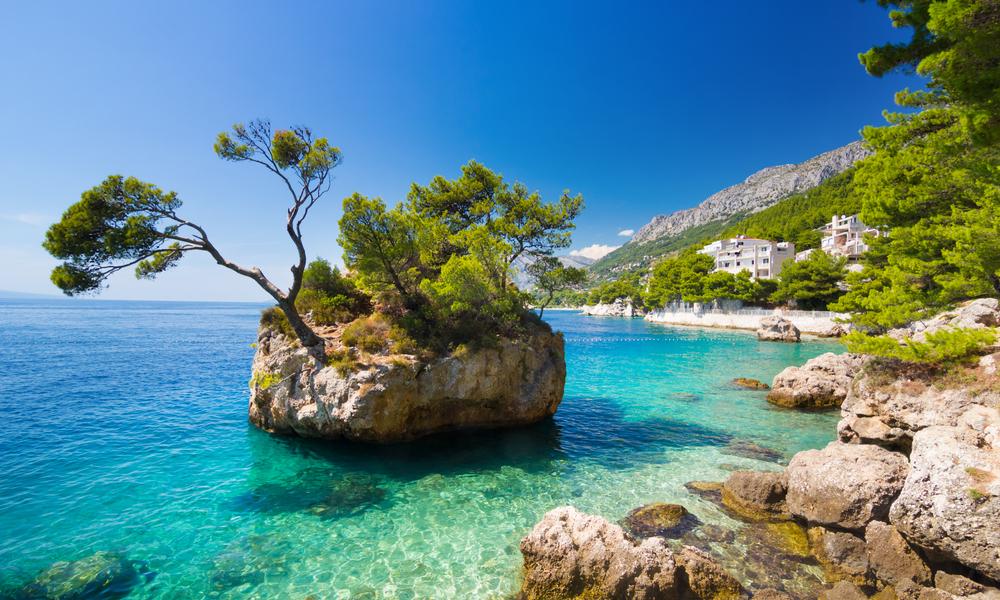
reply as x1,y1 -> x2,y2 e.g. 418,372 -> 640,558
889,406 -> 1000,582
630,142 -> 870,245
756,316 -> 800,342
248,325 -> 565,442
720,470 -> 788,520
786,442 -> 909,530
768,353 -> 867,409
518,507 -> 746,600
581,298 -> 646,318
889,298 -> 1000,343
808,526 -> 872,587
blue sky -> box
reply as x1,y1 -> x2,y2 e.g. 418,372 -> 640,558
0,1 -> 915,301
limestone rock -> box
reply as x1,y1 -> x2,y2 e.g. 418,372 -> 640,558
934,572 -> 1000,598
757,316 -> 800,343
865,521 -> 932,596
839,374 -> 999,450
581,298 -> 647,318
819,581 -> 869,600
248,325 -> 565,442
518,507 -> 747,600
808,526 -> 871,587
622,503 -> 701,539
889,408 -> 1000,582
889,298 -> 1000,343
767,353 -> 866,409
721,471 -> 788,520
786,442 -> 909,530
733,378 -> 770,390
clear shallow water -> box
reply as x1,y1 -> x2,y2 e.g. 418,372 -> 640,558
0,300 -> 842,599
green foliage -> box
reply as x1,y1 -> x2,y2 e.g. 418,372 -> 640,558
771,250 -> 848,310
250,371 -> 282,391
644,251 -> 713,307
527,256 -> 588,316
259,306 -> 294,338
836,0 -> 1000,331
43,176 -> 185,294
337,161 -> 580,350
295,258 -> 370,325
844,327 -> 996,366
341,315 -> 393,353
325,348 -> 358,376
587,274 -> 645,306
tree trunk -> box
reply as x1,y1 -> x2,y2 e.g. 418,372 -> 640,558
278,299 -> 324,351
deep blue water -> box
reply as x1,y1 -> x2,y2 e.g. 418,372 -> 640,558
0,300 -> 841,598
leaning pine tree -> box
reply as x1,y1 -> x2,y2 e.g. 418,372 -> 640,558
42,119 -> 339,350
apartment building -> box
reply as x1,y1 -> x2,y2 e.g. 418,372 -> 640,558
699,235 -> 795,279
818,214 -> 880,262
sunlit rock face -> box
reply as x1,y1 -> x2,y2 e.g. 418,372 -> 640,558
247,325 -> 566,443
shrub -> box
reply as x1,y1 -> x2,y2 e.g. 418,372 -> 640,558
844,327 -> 997,366
250,371 -> 282,390
326,347 -> 357,376
342,315 -> 392,353
259,306 -> 294,338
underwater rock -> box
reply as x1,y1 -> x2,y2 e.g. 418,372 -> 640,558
685,481 -> 723,503
721,470 -> 788,521
723,439 -> 785,464
786,442 -> 908,530
807,526 -> 872,588
249,324 -> 565,442
621,503 -> 701,539
11,551 -> 148,600
757,316 -> 800,343
733,378 -> 770,390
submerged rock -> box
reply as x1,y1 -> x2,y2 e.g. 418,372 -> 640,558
11,552 -> 148,600
248,324 -> 565,442
621,503 -> 701,539
721,470 -> 788,521
807,526 -> 872,588
767,353 -> 866,409
757,316 -> 800,343
786,442 -> 909,530
723,439 -> 785,464
732,378 -> 770,390
685,481 -> 724,503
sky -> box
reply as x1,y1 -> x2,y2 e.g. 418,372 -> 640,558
0,1 -> 916,301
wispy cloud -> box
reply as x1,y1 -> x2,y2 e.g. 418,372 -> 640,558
617,229 -> 634,237
570,244 -> 620,261
1,213 -> 50,227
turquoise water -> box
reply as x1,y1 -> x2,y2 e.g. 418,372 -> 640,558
0,300 -> 841,599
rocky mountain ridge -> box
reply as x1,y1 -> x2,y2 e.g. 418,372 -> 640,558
630,141 -> 871,245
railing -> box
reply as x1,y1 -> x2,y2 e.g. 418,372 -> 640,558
648,304 -> 841,319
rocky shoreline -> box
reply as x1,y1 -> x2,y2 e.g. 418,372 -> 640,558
514,299 -> 1000,599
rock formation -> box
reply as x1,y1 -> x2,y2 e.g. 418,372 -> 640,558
756,316 -> 800,342
732,378 -> 770,390
248,324 -> 565,442
581,298 -> 646,318
786,442 -> 909,530
518,507 -> 746,600
720,470 -> 788,520
767,353 -> 867,409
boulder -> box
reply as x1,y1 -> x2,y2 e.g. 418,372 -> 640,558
721,471 -> 788,520
839,373 -> 999,450
786,442 -> 909,530
518,507 -> 746,600
934,572 -> 1000,598
889,298 -> 1000,343
767,353 -> 867,409
808,526 -> 872,587
248,325 -> 565,442
865,521 -> 932,596
519,506 -> 681,599
13,551 -> 147,600
889,407 -> 1000,582
819,581 -> 869,600
622,503 -> 701,539
732,378 -> 770,390
757,316 -> 800,343
581,298 -> 647,318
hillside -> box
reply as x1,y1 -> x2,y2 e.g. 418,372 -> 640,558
589,141 -> 870,279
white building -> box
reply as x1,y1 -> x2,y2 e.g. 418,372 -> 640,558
819,214 -> 880,262
699,235 -> 795,280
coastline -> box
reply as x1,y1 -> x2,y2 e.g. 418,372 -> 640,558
645,307 -> 842,336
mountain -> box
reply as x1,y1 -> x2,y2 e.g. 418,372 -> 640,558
589,141 -> 871,279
